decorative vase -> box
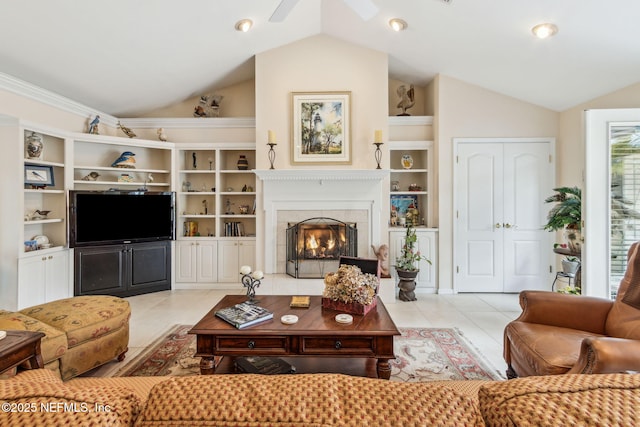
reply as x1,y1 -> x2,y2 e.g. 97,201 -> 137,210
396,269 -> 419,301
564,227 -> 582,253
237,155 -> 249,170
401,154 -> 414,169
26,132 -> 43,160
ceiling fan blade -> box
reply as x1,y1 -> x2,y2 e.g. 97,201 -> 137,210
269,0 -> 301,22
343,0 -> 379,21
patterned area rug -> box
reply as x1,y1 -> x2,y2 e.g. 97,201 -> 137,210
115,325 -> 503,381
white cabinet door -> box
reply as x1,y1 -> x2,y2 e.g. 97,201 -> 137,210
217,240 -> 241,283
18,255 -> 47,309
46,251 -> 70,302
389,229 -> 438,290
455,140 -> 554,292
196,241 -> 217,282
176,241 -> 197,283
176,240 -> 217,283
217,239 -> 255,283
18,250 -> 69,309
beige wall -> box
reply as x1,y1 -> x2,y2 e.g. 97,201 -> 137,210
142,79 -> 256,118
558,81 -> 640,188
255,34 -> 388,170
435,74 -> 559,292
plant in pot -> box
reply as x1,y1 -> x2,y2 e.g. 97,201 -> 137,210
395,226 -> 431,302
543,186 -> 582,252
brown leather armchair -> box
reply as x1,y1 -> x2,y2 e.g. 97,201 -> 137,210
504,242 -> 640,378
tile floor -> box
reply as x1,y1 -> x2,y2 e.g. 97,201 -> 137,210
85,278 -> 522,378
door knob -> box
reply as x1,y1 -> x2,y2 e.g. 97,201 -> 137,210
495,223 -> 502,229
504,223 -> 516,229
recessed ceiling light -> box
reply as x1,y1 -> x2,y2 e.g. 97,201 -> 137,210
389,18 -> 407,32
235,19 -> 253,32
531,23 -> 558,39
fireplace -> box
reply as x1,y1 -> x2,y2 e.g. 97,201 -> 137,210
286,217 -> 357,278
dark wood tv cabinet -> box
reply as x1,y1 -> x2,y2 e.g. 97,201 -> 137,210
74,241 -> 171,297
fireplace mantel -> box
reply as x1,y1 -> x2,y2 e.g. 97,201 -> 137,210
256,169 -> 389,274
255,169 -> 388,182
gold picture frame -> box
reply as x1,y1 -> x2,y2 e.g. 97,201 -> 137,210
291,91 -> 351,165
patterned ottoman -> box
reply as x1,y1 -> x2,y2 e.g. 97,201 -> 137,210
1,296 -> 130,380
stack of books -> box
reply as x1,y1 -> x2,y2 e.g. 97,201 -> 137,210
215,302 -> 273,329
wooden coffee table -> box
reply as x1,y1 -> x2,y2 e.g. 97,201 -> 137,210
189,295 -> 400,379
0,330 -> 46,375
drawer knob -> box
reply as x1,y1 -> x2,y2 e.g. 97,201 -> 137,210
334,340 -> 342,349
247,340 -> 256,349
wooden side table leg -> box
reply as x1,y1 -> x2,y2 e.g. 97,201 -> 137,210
376,358 -> 392,380
200,356 -> 217,375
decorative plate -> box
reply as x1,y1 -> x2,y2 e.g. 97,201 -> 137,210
32,235 -> 49,247
401,154 -> 414,169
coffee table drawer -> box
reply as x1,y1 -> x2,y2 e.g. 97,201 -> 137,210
216,336 -> 289,353
301,337 -> 375,355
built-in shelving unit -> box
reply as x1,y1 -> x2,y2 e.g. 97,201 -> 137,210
387,116 -> 438,293
174,143 -> 256,286
72,134 -> 173,191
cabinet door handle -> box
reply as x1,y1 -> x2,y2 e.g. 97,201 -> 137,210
48,256 -> 53,260
247,340 -> 256,349
41,257 -> 47,261
335,340 -> 342,349
495,223 -> 502,229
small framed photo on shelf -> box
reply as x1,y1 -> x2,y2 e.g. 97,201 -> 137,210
24,164 -> 54,187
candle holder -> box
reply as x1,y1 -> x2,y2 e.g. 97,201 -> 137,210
267,142 -> 277,169
373,142 -> 383,169
240,266 -> 263,304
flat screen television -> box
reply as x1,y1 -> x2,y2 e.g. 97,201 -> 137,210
69,190 -> 175,247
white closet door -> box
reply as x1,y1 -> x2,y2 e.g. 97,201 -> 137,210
455,139 -> 554,293
502,142 -> 553,292
456,143 -> 504,292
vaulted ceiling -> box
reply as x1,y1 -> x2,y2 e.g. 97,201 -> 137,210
1,0 -> 638,117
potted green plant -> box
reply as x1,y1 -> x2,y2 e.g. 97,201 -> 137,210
395,226 -> 431,302
543,186 -> 582,252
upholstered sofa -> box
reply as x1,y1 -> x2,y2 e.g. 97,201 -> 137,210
1,369 -> 639,426
0,295 -> 130,380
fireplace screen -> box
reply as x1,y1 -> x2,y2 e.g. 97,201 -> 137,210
286,217 -> 357,278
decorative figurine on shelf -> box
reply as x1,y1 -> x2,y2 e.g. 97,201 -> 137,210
240,265 -> 264,304
157,128 -> 168,142
88,115 -> 100,134
192,152 -> 197,169
81,171 -> 100,181
237,155 -> 249,170
111,151 -> 136,168
396,84 -> 415,116
117,121 -> 136,138
193,94 -> 224,118
32,210 -> 51,220
202,200 -> 208,215
371,244 -> 391,278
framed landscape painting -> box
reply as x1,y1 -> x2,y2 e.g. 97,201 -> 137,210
291,91 -> 351,164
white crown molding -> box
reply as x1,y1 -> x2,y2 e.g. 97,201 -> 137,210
119,117 -> 256,129
255,169 -> 389,181
0,72 -> 118,127
388,116 -> 434,126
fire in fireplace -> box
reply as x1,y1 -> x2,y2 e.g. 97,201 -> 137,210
286,217 -> 357,278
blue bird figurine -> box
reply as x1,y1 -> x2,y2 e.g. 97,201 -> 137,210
88,115 -> 100,134
111,151 -> 136,168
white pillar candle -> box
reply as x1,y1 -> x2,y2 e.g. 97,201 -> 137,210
268,130 -> 276,144
240,265 -> 252,275
374,130 -> 383,143
252,270 -> 264,280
